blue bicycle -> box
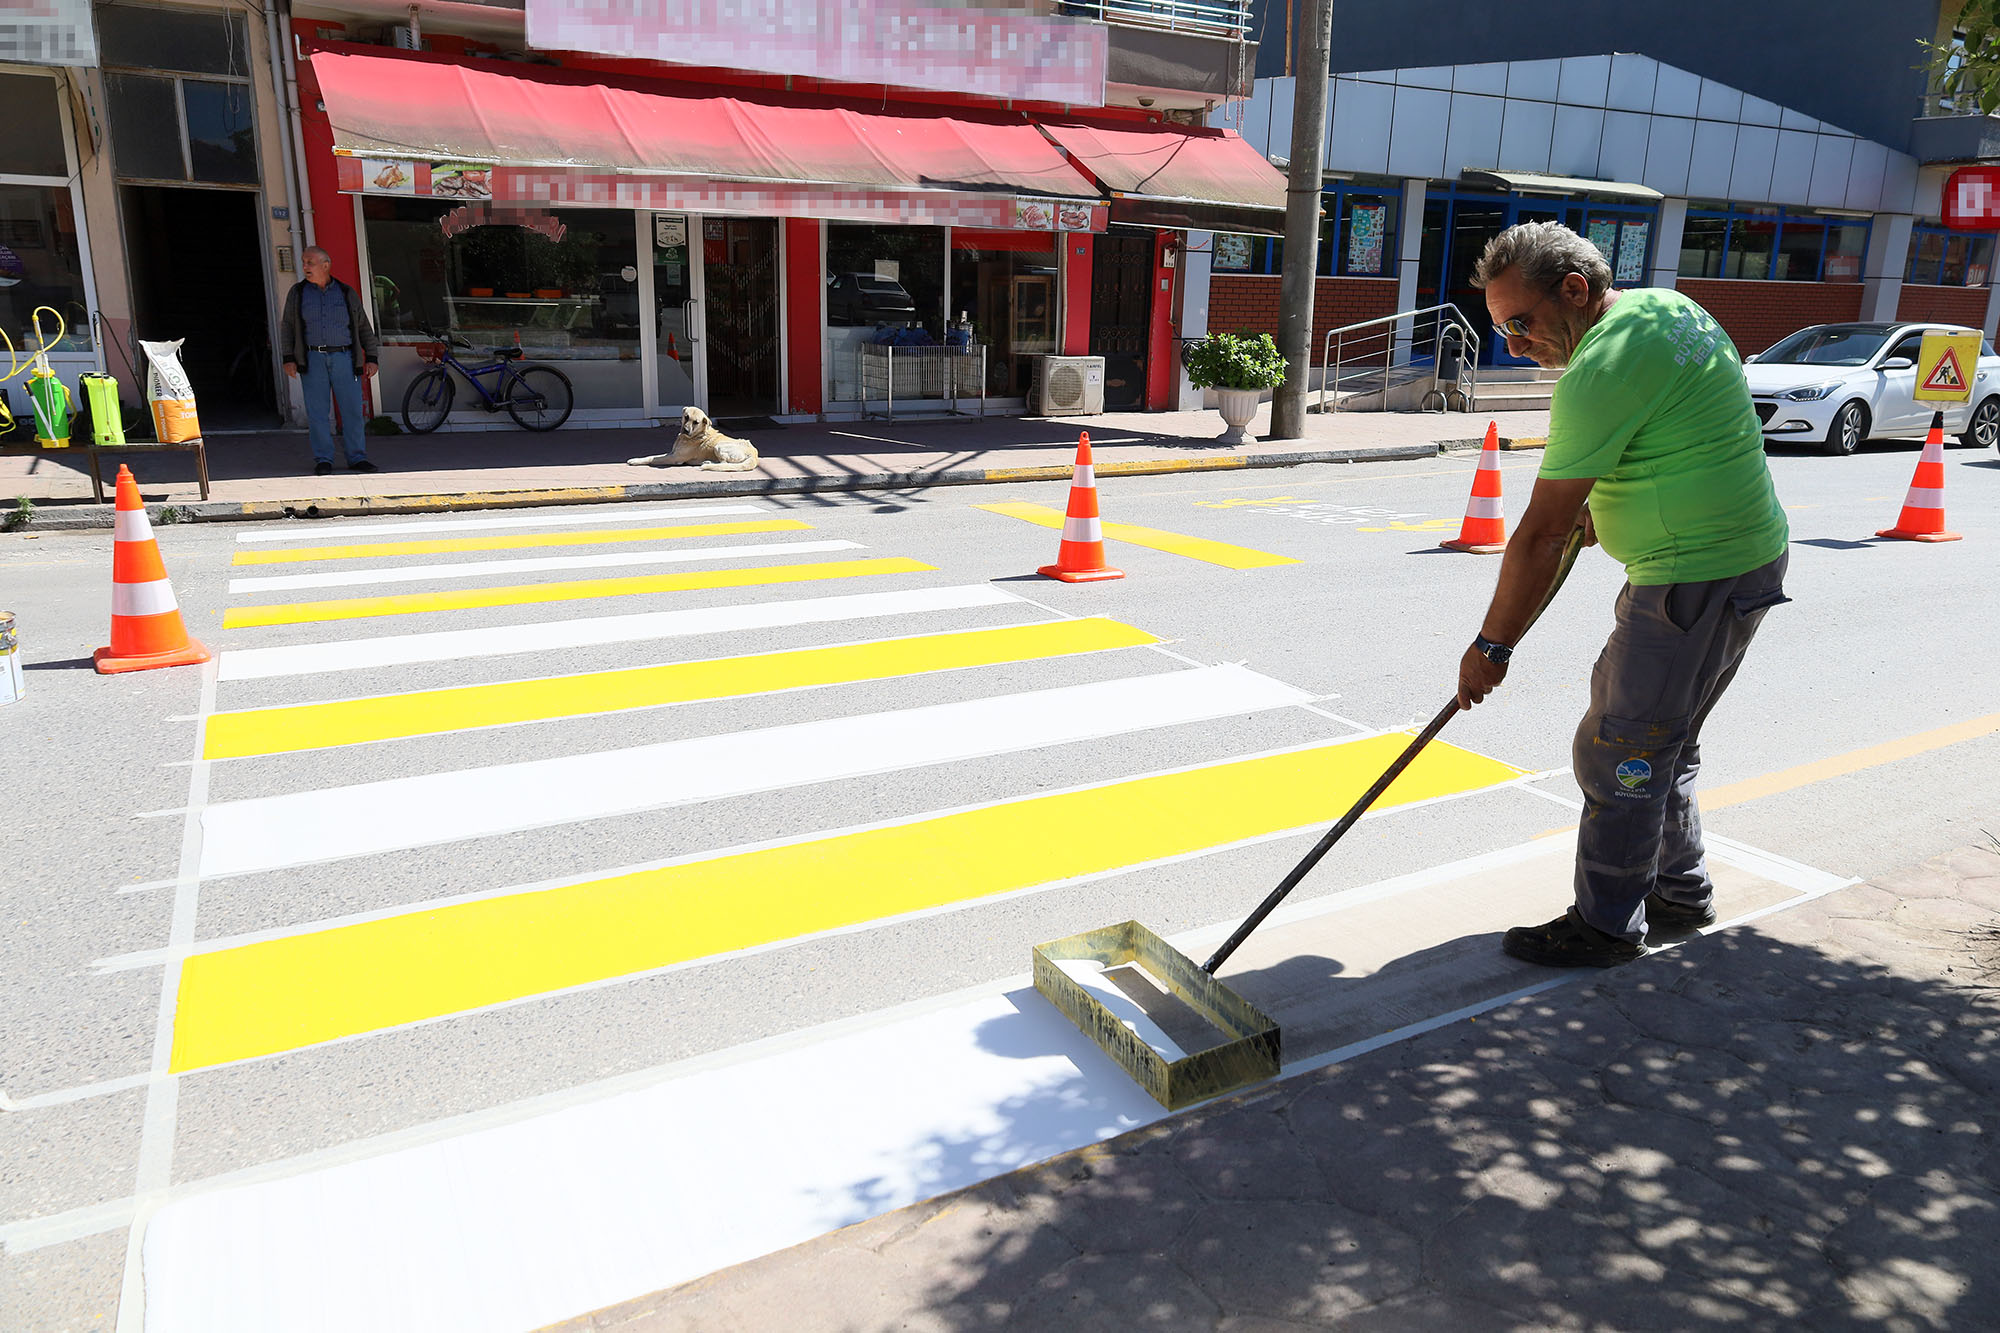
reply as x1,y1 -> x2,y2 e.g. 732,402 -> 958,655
401,327 -> 575,433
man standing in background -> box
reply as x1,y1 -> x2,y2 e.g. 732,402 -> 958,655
280,245 -> 380,476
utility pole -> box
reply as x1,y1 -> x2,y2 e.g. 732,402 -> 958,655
1268,0 -> 1333,440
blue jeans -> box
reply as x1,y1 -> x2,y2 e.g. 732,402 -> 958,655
1571,553 -> 1789,943
300,348 -> 368,465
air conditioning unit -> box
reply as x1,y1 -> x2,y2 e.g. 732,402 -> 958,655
1033,355 -> 1104,416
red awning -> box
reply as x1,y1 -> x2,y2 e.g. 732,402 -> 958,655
311,50 -> 1101,202
1032,120 -> 1280,227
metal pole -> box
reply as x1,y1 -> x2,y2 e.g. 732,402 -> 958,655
1267,0 -> 1333,440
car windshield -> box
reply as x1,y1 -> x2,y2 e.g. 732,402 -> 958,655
858,278 -> 906,293
1759,327 -> 1891,366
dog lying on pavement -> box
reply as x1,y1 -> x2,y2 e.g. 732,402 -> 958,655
627,406 -> 760,473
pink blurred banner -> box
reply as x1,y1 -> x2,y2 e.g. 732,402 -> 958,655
527,0 -> 1108,107
0,0 -> 96,65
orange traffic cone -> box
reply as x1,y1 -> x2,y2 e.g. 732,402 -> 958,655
1441,422 -> 1508,554
1876,412 -> 1962,543
666,333 -> 679,363
93,466 -> 210,674
1037,432 -> 1124,583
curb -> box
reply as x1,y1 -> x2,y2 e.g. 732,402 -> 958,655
4,445 -> 1439,529
1438,435 -> 1546,454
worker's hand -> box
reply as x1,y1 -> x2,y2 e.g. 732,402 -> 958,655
1457,643 -> 1508,710
1577,507 -> 1597,548
362,362 -> 378,379
284,363 -> 297,378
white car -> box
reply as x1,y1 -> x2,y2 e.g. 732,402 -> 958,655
1742,321 -> 2000,456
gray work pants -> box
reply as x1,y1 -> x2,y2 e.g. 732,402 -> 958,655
1573,552 -> 1789,942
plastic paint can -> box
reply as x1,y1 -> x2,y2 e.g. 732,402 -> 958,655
0,612 -> 22,706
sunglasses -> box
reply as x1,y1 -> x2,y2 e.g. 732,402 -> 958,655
1496,289 -> 1558,341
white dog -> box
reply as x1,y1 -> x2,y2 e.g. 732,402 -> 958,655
627,407 -> 760,473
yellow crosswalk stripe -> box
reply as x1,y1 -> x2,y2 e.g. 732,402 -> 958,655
230,520 -> 813,565
202,618 -> 1160,759
168,734 -> 1526,1071
977,501 -> 1300,569
221,557 -> 935,629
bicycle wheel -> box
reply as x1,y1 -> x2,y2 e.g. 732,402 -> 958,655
503,366 -> 575,432
401,367 -> 455,434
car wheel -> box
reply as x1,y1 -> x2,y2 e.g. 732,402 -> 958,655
1957,395 -> 2000,450
1823,400 -> 1868,456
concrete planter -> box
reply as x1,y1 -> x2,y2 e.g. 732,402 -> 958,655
1214,387 -> 1261,446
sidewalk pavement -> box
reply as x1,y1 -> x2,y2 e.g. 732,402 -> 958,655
0,406 -> 1550,528
550,843 -> 2000,1332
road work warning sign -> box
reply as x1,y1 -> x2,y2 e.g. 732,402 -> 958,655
1915,332 -> 1981,403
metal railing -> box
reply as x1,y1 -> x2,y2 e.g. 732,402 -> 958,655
859,343 -> 988,422
1056,0 -> 1252,38
1318,304 -> 1481,414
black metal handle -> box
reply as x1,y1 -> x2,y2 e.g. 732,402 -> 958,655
1200,526 -> 1587,976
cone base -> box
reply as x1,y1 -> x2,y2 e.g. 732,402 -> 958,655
93,640 -> 211,675
1440,538 -> 1507,555
1875,528 -> 1962,543
1037,564 -> 1125,583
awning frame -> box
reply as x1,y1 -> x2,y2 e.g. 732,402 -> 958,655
1459,169 -> 1663,202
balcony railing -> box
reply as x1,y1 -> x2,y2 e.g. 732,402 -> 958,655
1058,0 -> 1252,39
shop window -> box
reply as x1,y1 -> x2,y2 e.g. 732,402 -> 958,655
825,223 -> 945,400
361,197 -> 641,412
1905,226 -> 1993,286
1678,214 -> 1727,278
1212,233 -> 1255,272
0,185 -> 92,352
1822,224 -> 1867,282
949,232 -> 1057,398
1773,218 -> 1825,282
1725,211 -> 1777,279
1335,190 -> 1398,277
0,72 -> 68,178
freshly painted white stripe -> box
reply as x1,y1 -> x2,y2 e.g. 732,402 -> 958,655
114,510 -> 152,543
1060,516 -> 1101,543
1465,497 -> 1504,519
225,540 -> 860,594
1902,488 -> 1945,509
129,829 -> 1854,1333
234,504 -> 764,543
196,665 -> 1312,878
112,580 -> 179,617
214,585 -> 1024,682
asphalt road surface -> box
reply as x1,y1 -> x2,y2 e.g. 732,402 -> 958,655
2,437 -> 1995,1330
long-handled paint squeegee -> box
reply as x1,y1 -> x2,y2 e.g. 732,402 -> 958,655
1034,529 -> 1587,1110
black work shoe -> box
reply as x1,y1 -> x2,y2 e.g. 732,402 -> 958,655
349,459 -> 379,473
1646,891 -> 1717,934
1502,908 -> 1646,968
314,461 -> 333,476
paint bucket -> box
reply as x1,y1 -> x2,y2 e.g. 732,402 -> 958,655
0,612 -> 22,706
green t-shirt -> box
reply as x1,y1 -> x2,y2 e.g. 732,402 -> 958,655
1540,288 -> 1788,585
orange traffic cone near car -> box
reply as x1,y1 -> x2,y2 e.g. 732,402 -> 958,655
1875,412 -> 1962,543
1038,432 -> 1124,583
93,465 -> 210,674
1441,422 -> 1508,554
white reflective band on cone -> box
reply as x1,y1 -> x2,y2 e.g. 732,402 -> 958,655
1466,497 -> 1505,519
112,579 -> 180,617
1062,516 -> 1103,543
1904,489 -> 1946,509
1072,465 -> 1096,488
113,510 -> 155,544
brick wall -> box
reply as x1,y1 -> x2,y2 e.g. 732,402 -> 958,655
1676,279 -> 1865,358
1897,284 -> 1992,329
1207,275 -> 1402,347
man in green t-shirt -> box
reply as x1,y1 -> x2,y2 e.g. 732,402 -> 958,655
1456,221 -> 1790,967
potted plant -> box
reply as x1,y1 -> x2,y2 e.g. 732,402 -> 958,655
1183,331 -> 1286,446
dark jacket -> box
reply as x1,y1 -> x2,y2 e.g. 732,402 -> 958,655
280,277 -> 379,375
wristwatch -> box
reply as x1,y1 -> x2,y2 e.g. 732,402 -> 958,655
1472,634 -> 1514,665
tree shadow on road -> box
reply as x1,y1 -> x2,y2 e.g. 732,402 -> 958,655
638,902 -> 2000,1331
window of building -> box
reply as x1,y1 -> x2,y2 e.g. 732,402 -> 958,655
825,223 -> 946,401
360,197 -> 641,411
1212,182 -> 1399,279
0,184 -> 92,353
1678,203 -> 1870,283
1908,225 -> 1995,286
948,231 -> 1057,398
0,71 -> 68,177
99,4 -> 259,186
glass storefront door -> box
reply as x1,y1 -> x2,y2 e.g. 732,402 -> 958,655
702,217 -> 780,420
649,211 -> 701,414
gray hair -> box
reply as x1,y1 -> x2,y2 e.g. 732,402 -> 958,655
1471,221 -> 1612,298
302,245 -> 333,264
